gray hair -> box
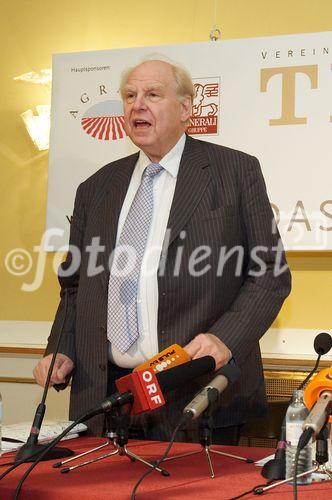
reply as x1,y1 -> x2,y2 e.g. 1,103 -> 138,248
119,54 -> 195,104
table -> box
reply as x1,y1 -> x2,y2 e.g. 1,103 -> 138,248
1,438 -> 331,499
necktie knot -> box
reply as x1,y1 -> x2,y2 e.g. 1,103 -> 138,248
144,163 -> 163,178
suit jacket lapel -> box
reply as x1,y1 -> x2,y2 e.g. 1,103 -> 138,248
166,136 -> 210,248
97,136 -> 210,291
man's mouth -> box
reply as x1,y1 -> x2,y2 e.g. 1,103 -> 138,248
133,119 -> 151,128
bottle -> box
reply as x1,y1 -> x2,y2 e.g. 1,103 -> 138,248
285,389 -> 312,484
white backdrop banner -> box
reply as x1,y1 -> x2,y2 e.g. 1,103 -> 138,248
46,31 -> 332,250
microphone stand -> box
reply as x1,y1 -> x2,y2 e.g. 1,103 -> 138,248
313,423 -> 332,479
14,289 -> 73,463
253,422 -> 332,496
11,397 -> 170,499
53,404 -> 169,476
163,390 -> 254,478
53,413 -> 119,472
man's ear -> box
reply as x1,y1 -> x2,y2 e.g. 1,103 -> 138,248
181,95 -> 192,123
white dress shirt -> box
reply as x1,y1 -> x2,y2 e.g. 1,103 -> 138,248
108,134 -> 186,368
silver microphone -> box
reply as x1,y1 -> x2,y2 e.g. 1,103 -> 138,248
183,363 -> 241,420
303,391 -> 332,435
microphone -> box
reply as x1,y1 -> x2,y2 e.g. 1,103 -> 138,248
298,332 -> 332,391
293,367 -> 332,450
22,359 -> 215,469
8,358 -> 215,496
90,356 -> 216,418
15,269 -> 75,464
183,363 -> 241,420
116,366 -> 166,415
314,332 -> 332,355
304,366 -> 332,413
134,343 -> 190,373
261,332 -> 332,480
302,391 -> 332,437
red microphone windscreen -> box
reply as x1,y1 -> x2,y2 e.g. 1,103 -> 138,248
116,369 -> 165,415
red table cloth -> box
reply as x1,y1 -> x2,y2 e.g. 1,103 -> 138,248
0,437 -> 331,499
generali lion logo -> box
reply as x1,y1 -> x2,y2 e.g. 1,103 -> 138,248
187,77 -> 220,135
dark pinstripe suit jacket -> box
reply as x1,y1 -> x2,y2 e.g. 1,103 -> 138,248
46,135 -> 291,437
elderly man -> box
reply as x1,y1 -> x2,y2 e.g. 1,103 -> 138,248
34,58 -> 291,444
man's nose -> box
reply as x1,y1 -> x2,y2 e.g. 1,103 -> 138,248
132,94 -> 146,110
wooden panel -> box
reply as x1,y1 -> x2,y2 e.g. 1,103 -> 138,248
0,347 -> 44,355
0,376 -> 36,384
263,358 -> 330,368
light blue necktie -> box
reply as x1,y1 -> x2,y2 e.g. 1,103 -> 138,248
107,163 -> 164,353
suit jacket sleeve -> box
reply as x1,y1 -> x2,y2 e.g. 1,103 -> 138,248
44,182 -> 86,364
208,155 -> 291,366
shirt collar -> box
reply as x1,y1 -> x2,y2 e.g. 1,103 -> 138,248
138,134 -> 186,178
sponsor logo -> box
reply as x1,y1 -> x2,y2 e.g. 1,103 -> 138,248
80,99 -> 126,140
187,77 -> 220,135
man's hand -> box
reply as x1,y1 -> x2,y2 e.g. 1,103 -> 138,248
33,353 -> 74,388
184,333 -> 232,371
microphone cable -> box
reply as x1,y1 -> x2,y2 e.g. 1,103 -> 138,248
227,480 -> 274,500
130,414 -> 188,500
12,413 -> 89,499
292,445 -> 301,500
130,361 -> 241,498
291,427 -> 315,500
297,355 -> 321,391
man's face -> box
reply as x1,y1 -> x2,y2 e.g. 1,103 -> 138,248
122,61 -> 191,163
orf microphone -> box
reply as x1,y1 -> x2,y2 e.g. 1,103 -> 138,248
89,356 -> 216,418
116,356 -> 216,416
157,355 -> 216,392
115,368 -> 165,415
183,363 -> 241,420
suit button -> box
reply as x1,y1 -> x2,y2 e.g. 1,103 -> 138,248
161,330 -> 166,334
99,364 -> 106,371
161,292 -> 166,296
99,325 -> 106,332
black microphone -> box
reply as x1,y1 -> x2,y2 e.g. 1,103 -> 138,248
261,331 -> 332,480
314,332 -> 332,355
182,363 -> 241,420
15,262 -> 76,464
298,332 -> 332,391
91,356 -> 216,418
157,355 -> 216,392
